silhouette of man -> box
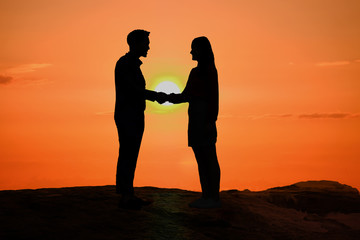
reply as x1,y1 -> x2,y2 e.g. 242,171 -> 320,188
114,29 -> 166,209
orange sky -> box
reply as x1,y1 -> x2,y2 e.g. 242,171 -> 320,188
1,0 -> 360,191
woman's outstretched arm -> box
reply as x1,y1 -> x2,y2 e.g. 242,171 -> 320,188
167,92 -> 188,104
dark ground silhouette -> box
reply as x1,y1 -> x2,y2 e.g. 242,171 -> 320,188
1,180 -> 359,240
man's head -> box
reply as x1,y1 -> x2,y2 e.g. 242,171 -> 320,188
127,29 -> 150,58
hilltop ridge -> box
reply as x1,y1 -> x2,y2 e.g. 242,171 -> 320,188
1,180 -> 359,240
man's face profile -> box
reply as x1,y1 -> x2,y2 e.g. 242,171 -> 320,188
139,37 -> 150,58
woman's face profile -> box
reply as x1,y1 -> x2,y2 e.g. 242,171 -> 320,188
190,44 -> 200,61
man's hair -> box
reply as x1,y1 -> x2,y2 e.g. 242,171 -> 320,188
127,29 -> 150,47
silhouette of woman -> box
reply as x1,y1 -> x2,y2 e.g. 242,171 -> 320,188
168,36 -> 221,208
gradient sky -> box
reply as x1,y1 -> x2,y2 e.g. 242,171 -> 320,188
1,0 -> 360,191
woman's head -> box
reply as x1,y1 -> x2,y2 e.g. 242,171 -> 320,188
190,36 -> 215,66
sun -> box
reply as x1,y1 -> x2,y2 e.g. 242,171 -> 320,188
148,76 -> 185,113
154,81 -> 181,106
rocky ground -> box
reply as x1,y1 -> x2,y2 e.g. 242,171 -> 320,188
0,180 -> 359,240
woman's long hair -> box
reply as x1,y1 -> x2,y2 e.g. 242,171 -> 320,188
192,36 -> 216,68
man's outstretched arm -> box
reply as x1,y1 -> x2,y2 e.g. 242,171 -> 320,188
145,90 -> 167,104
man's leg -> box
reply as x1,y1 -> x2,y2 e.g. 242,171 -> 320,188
116,134 -> 142,195
115,116 -> 144,196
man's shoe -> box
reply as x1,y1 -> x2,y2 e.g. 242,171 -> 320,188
118,195 -> 152,210
119,197 -> 142,210
189,198 -> 221,209
133,196 -> 152,206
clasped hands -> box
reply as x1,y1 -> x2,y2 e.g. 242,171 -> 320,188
155,92 -> 176,104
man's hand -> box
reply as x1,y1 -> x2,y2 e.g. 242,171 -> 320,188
156,92 -> 168,104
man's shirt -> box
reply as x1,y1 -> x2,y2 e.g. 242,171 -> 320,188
114,52 -> 156,119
